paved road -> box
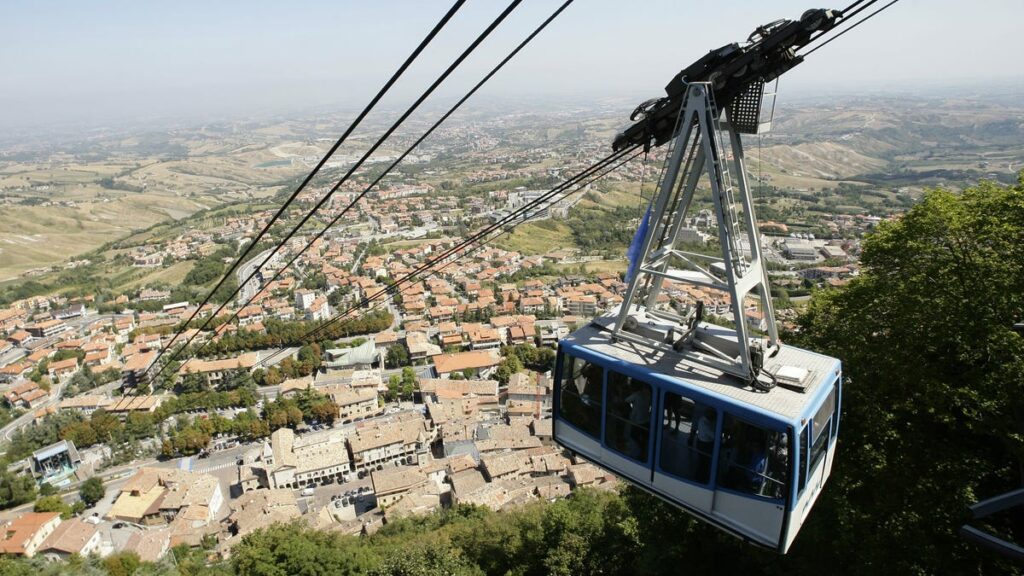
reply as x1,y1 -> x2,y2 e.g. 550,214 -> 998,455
0,315 -> 134,440
255,347 -> 299,368
349,244 -> 369,274
1,380 -> 65,443
0,404 -> 424,523
237,248 -> 277,303
0,313 -> 133,446
0,442 -> 254,521
161,442 -> 255,474
0,374 -> 128,445
256,384 -> 281,400
0,347 -> 26,369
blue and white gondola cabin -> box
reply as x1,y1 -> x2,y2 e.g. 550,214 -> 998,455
553,320 -> 841,553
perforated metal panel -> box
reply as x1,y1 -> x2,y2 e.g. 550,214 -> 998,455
728,81 -> 765,134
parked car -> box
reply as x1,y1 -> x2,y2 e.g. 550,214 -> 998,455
112,522 -> 126,529
300,487 -> 315,497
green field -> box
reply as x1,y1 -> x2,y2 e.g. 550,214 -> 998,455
492,220 -> 574,255
114,261 -> 196,291
554,259 -> 626,274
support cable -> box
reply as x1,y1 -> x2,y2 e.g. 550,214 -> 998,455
800,0 -> 903,57
253,146 -> 641,367
148,0 -> 526,381
802,0 -> 900,57
196,0 -> 575,350
256,145 -> 638,364
148,0 -> 467,374
800,0 -> 877,49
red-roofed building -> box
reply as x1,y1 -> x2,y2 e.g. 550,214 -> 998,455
0,512 -> 62,557
47,357 -> 79,381
431,350 -> 501,379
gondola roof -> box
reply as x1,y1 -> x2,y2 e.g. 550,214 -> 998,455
563,313 -> 839,422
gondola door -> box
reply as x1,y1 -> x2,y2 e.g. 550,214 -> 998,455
710,413 -> 789,549
598,369 -> 656,488
651,389 -> 716,515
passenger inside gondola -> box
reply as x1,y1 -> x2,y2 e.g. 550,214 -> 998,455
659,393 -> 715,483
717,415 -> 788,499
766,433 -> 789,499
604,372 -> 651,461
691,407 -> 716,483
559,357 -> 604,438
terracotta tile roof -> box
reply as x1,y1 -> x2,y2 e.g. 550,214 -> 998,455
450,468 -> 487,498
48,358 -> 79,372
178,352 -> 257,374
38,518 -> 97,555
58,395 -> 111,410
122,350 -> 157,373
371,466 -> 428,496
0,512 -> 61,555
123,528 -> 171,562
431,350 -> 500,374
349,415 -> 428,453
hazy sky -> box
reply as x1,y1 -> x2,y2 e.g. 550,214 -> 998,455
1,0 -> 1021,129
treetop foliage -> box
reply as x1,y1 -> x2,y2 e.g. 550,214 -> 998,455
791,178 -> 1024,574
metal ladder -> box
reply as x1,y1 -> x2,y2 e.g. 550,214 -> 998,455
706,88 -> 747,279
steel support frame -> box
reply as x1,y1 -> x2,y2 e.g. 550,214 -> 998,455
612,82 -> 778,380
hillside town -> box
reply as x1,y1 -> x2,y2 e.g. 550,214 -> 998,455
0,168 -> 883,564
0,48 -> 914,564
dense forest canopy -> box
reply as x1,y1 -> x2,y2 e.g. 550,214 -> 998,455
2,177 -> 1021,575
788,177 -> 1024,574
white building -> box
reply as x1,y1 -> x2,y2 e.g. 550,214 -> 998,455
347,413 -> 432,473
295,289 -> 316,310
242,427 -> 353,491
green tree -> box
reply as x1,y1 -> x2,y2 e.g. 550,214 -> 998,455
79,477 -> 105,508
0,557 -> 33,576
0,469 -> 37,510
385,345 -> 409,369
102,552 -> 142,576
232,522 -> 378,576
792,180 -> 1024,574
177,371 -> 209,394
400,367 -> 417,401
386,374 -> 401,402
296,344 -> 322,375
310,398 -> 339,425
33,495 -> 82,519
494,354 -> 522,386
369,541 -> 482,576
184,258 -> 226,286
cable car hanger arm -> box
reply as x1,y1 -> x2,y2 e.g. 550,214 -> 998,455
612,7 -> 844,152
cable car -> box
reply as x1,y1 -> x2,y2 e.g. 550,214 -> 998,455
554,72 -> 844,552
554,314 -> 841,553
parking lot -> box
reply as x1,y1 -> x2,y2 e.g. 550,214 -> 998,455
302,475 -> 373,511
